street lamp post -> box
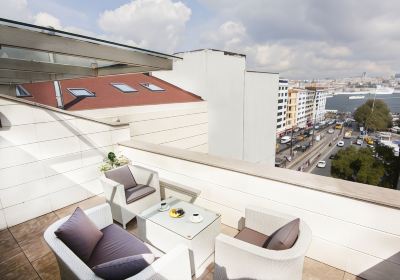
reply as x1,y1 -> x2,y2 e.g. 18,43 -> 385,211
311,86 -> 318,146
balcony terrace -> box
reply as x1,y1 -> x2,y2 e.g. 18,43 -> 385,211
0,195 -> 360,280
1,18 -> 400,280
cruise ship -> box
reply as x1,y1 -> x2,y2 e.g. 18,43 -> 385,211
335,86 -> 394,95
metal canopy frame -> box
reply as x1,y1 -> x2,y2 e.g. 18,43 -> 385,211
0,18 -> 177,84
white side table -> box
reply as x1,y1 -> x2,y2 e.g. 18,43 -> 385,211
138,197 -> 221,277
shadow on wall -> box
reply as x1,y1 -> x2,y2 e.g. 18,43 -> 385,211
0,112 -> 11,130
358,251 -> 400,280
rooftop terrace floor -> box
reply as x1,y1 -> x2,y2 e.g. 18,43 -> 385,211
0,196 -> 363,280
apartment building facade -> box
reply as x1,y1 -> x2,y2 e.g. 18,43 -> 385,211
286,88 -> 308,130
276,79 -> 288,135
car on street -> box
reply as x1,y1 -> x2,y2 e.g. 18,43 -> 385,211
317,160 -> 327,168
328,128 -> 334,134
356,139 -> 363,145
280,136 -> 291,144
337,141 -> 345,147
314,125 -> 320,130
329,154 -> 337,160
275,157 -> 286,168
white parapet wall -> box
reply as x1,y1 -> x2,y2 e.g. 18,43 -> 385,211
76,101 -> 208,153
0,95 -> 130,228
119,140 -> 400,279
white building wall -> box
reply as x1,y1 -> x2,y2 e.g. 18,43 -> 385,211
244,71 -> 278,165
296,91 -> 308,128
154,49 -> 246,160
0,95 -> 130,228
77,102 -> 209,153
276,80 -> 288,134
120,143 -> 400,279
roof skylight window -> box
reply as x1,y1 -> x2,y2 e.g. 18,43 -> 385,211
140,83 -> 165,92
67,88 -> 95,97
16,85 -> 32,97
111,83 -> 137,93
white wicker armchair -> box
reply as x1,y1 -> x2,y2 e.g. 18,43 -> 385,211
214,206 -> 312,280
44,203 -> 192,280
100,165 -> 161,228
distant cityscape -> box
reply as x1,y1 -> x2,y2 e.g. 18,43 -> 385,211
275,73 -> 400,190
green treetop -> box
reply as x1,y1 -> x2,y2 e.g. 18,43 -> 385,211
331,146 -> 384,186
354,99 -> 392,131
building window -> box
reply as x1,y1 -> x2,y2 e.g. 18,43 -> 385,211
278,99 -> 283,103
16,85 -> 32,97
277,124 -> 282,128
277,112 -> 282,116
278,106 -> 283,110
67,88 -> 95,97
111,83 -> 137,93
140,83 -> 165,92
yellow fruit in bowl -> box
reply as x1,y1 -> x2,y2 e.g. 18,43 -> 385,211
169,208 -> 185,218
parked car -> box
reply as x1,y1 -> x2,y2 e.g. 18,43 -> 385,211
275,157 -> 286,168
328,129 -> 334,134
356,139 -> 363,145
280,136 -> 292,144
314,125 -> 320,130
337,141 -> 345,147
329,154 -> 337,160
317,160 -> 326,168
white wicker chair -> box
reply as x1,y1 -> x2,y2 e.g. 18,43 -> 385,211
44,203 -> 192,280
214,206 -> 312,280
100,165 -> 161,228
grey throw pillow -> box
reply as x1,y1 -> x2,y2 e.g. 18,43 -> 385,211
263,218 -> 300,250
92,254 -> 155,280
105,165 -> 137,190
55,207 -> 103,262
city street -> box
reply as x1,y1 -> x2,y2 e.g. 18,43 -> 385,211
310,138 -> 353,176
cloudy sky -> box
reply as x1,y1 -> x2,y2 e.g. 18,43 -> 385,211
1,0 -> 399,79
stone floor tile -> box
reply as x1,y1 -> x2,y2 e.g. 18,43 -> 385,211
0,252 -> 30,276
303,257 -> 345,280
32,252 -> 60,280
2,261 -> 39,280
19,235 -> 51,262
0,229 -> 22,263
9,212 -> 58,243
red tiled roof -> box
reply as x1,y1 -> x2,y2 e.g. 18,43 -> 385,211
22,73 -> 202,110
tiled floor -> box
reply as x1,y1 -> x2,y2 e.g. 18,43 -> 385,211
0,196 -> 363,280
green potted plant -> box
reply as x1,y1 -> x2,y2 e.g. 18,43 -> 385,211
99,152 -> 130,172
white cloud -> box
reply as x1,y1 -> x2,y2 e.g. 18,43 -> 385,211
98,0 -> 191,53
0,0 -> 32,21
34,12 -> 62,29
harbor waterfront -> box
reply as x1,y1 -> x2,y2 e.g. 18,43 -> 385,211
326,91 -> 400,112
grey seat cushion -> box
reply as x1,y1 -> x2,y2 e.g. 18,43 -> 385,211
105,165 -> 137,190
235,227 -> 269,247
92,254 -> 154,280
55,207 -> 103,262
125,185 -> 156,204
88,224 -> 153,267
264,218 -> 300,250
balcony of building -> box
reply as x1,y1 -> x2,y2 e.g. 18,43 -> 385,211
1,18 -> 400,280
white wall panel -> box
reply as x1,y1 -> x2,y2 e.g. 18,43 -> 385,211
0,162 -> 44,189
4,196 -> 52,227
164,134 -> 208,149
0,124 -> 37,148
49,185 -> 89,211
131,113 -> 207,136
134,123 -> 208,144
0,143 -> 40,169
0,210 -> 6,230
0,96 -> 130,226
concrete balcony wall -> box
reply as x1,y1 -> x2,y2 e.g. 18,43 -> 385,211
119,140 -> 400,278
77,101 -> 208,153
0,95 -> 130,228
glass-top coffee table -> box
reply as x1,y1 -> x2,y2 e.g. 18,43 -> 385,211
137,197 -> 221,277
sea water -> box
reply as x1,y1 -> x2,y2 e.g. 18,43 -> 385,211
326,92 -> 400,113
